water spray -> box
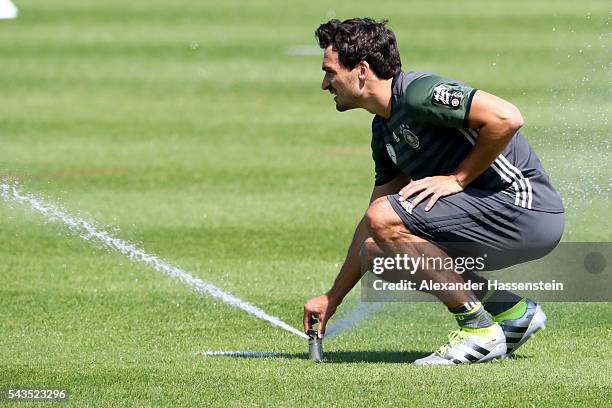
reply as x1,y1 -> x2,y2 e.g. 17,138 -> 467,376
325,301 -> 384,339
0,180 -> 308,340
0,180 -> 383,350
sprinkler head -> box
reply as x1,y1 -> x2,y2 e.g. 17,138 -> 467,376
307,317 -> 323,361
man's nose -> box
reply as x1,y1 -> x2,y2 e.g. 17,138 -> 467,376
321,78 -> 330,91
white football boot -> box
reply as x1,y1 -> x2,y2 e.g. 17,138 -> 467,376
496,298 -> 547,357
414,323 -> 507,365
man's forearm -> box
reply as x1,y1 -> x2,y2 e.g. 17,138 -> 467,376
325,176 -> 408,304
452,129 -> 514,187
326,216 -> 370,303
454,90 -> 524,187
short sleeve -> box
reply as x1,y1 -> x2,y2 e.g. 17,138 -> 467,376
371,118 -> 401,186
401,74 -> 477,129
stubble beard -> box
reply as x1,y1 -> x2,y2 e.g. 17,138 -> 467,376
334,95 -> 357,112
335,102 -> 350,112
333,75 -> 360,112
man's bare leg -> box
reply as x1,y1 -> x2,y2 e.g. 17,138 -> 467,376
364,196 -> 477,308
363,196 -> 507,365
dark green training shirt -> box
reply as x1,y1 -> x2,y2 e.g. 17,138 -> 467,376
371,71 -> 564,212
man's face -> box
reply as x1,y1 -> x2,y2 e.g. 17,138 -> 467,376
321,46 -> 361,112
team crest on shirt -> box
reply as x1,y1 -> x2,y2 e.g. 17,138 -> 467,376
398,123 -> 420,149
432,84 -> 464,109
385,143 -> 397,164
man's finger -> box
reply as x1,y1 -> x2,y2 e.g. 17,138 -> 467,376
398,188 -> 406,201
303,307 -> 312,333
410,189 -> 432,209
425,192 -> 442,211
399,184 -> 424,202
318,314 -> 327,339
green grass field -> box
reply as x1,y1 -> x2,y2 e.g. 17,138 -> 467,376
1,0 -> 611,406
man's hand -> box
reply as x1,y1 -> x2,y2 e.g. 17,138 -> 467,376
303,294 -> 339,339
398,175 -> 464,211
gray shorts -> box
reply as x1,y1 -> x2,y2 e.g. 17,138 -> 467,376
387,188 -> 564,270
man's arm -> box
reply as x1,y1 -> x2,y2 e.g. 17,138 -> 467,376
398,90 -> 524,210
453,90 -> 524,186
303,175 -> 409,338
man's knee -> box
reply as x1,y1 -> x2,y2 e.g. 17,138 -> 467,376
365,196 -> 411,240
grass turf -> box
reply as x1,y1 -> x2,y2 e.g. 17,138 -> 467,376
1,0 -> 611,406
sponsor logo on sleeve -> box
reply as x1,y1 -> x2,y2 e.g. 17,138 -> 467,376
432,84 -> 464,109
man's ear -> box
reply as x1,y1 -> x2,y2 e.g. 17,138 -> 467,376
357,60 -> 370,80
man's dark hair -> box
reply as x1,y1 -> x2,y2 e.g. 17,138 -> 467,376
315,18 -> 401,79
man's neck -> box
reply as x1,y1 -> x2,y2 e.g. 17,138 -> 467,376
360,77 -> 394,119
